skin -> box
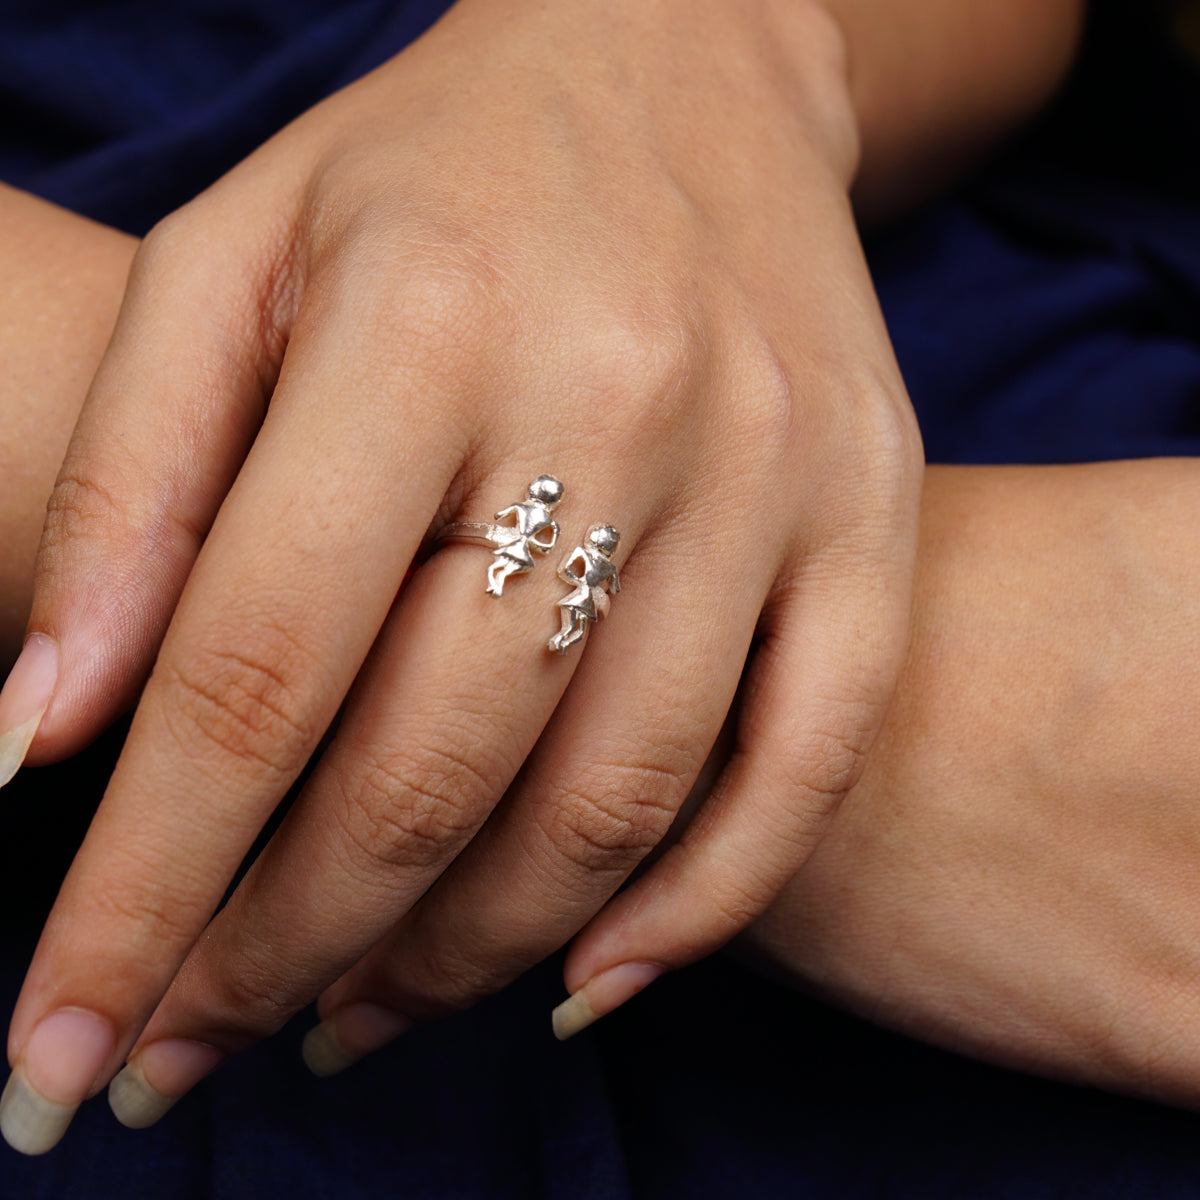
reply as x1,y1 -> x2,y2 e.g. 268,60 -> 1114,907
0,0 -> 1085,1140
830,0 -> 1089,219
3,182 -> 1197,1115
749,460 -> 1200,1109
0,187 -> 135,664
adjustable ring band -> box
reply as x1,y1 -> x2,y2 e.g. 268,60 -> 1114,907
434,475 -> 565,597
435,521 -> 502,547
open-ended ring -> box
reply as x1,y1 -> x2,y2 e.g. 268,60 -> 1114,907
435,475 -> 565,597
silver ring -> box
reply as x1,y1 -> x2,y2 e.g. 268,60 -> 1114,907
436,475 -> 564,597
548,524 -> 621,654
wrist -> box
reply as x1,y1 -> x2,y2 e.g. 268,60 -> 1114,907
439,0 -> 862,190
690,0 -> 861,188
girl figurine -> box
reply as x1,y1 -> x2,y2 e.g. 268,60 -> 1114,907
485,475 -> 564,596
549,524 -> 621,653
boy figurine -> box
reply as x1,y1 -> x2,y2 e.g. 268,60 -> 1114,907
549,524 -> 621,653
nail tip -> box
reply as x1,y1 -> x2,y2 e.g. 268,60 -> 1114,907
107,1067 -> 175,1130
301,1024 -> 359,1078
0,715 -> 39,790
0,632 -> 58,786
0,1070 -> 76,1156
551,995 -> 599,1042
552,963 -> 664,1041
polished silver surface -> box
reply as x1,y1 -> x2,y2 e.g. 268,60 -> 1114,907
437,475 -> 564,596
549,524 -> 621,654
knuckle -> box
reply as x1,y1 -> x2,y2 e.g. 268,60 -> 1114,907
40,441 -> 212,606
873,387 -> 924,475
792,719 -> 874,814
134,204 -> 294,368
309,240 -> 505,424
41,458 -> 129,556
134,210 -> 194,272
38,455 -> 212,643
845,386 -> 924,512
333,738 -> 501,876
540,753 -> 691,876
833,372 -> 923,490
569,303 -> 700,440
131,209 -> 222,298
91,875 -> 205,960
730,333 -> 922,525
42,449 -> 204,567
387,938 -> 496,1021
596,310 -> 693,399
389,255 -> 498,348
162,627 -> 323,780
725,330 -> 803,451
320,215 -> 504,352
199,960 -> 298,1041
781,386 -> 922,559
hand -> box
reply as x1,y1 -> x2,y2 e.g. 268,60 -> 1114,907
745,461 -> 1200,1108
0,185 -> 135,661
0,0 -> 926,1153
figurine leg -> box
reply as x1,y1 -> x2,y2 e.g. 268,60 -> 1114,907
487,558 -> 518,597
549,610 -> 586,654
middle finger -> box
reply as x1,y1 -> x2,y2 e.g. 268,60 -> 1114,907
4,297 -> 473,1132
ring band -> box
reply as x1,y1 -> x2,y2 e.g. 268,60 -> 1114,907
435,475 -> 565,597
434,521 -> 504,547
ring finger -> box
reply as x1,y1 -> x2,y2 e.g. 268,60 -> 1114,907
299,519 -> 765,1071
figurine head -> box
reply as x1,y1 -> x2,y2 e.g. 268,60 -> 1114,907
528,475 -> 564,508
586,524 -> 620,558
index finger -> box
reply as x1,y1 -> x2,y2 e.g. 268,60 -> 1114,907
0,301 -> 465,1155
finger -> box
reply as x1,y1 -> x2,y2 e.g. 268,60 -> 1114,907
297,518 -> 769,1073
100,472 -> 645,1124
0,181 -> 299,785
1,297 -> 463,1155
309,390 -> 922,1054
552,532 -> 918,1036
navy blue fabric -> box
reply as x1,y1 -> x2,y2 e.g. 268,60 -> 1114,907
2,0 -> 1200,1196
1,0 -> 451,234
872,2 -> 1200,465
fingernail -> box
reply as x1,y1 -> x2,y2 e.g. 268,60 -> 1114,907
552,962 -> 663,1041
0,1008 -> 115,1155
0,634 -> 58,789
108,1039 -> 225,1130
302,1004 -> 413,1078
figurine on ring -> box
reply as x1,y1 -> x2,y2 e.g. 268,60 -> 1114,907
549,524 -> 621,654
484,475 -> 564,596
